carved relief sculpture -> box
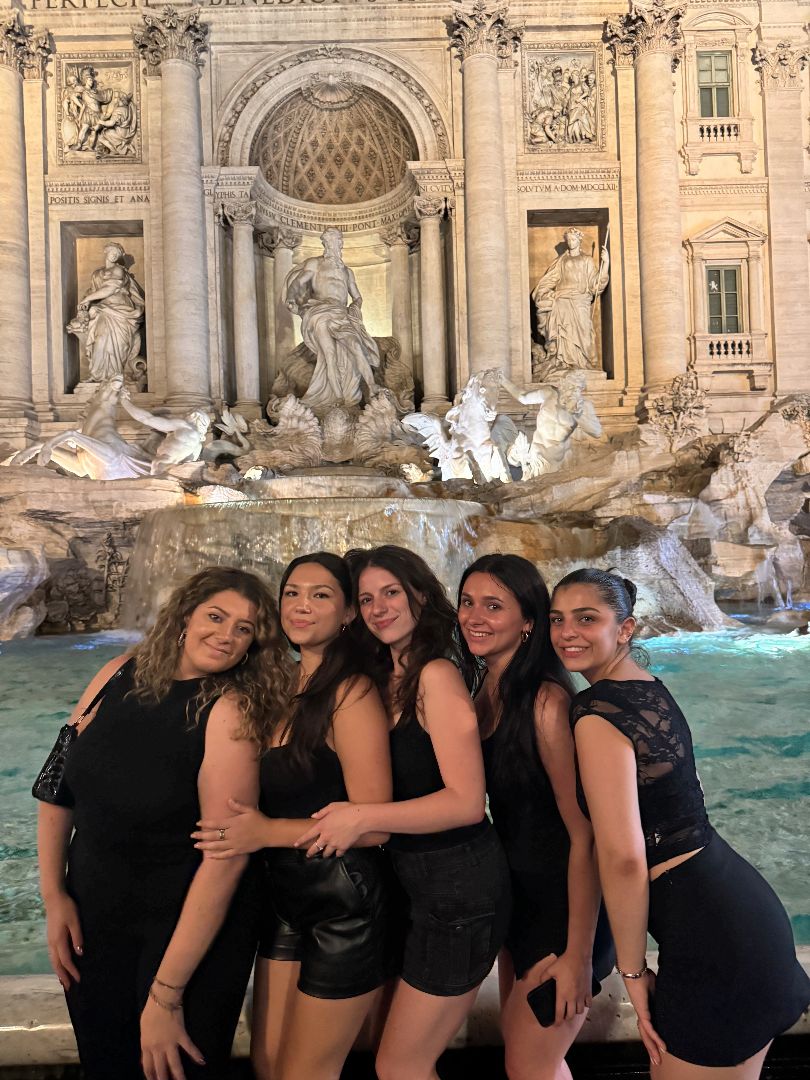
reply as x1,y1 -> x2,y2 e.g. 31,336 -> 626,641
67,243 -> 146,387
283,227 -> 380,411
523,49 -> 604,150
57,56 -> 140,163
531,228 -> 609,375
751,40 -> 809,91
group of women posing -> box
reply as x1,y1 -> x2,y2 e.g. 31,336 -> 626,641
37,548 -> 809,1080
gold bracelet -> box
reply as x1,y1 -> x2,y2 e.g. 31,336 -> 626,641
153,976 -> 186,992
148,987 -> 183,1013
616,962 -> 649,979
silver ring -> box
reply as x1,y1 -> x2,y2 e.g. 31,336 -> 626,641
218,828 -> 226,841
316,843 -> 325,852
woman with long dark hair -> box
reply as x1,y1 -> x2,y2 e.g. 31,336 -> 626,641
193,552 -> 394,1080
457,554 -> 613,1080
297,544 -> 511,1080
37,566 -> 293,1080
550,568 -> 809,1080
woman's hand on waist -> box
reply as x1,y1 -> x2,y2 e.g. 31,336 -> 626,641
295,801 -> 367,859
192,797 -> 268,858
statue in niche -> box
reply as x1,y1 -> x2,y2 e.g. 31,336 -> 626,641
526,55 -> 598,147
531,227 -> 609,377
284,227 -> 380,411
67,242 -> 146,387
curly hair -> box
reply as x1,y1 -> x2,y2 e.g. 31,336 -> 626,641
131,566 -> 295,745
458,554 -> 573,785
345,545 -> 461,724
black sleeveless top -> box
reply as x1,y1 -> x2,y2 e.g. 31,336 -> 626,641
387,709 -> 488,853
259,743 -> 347,819
571,678 -> 713,868
60,659 -> 215,861
482,721 -> 570,881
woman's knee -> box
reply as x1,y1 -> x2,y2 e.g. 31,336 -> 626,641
376,1048 -> 433,1080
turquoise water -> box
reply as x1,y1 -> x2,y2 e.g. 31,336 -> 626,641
1,630 -> 808,975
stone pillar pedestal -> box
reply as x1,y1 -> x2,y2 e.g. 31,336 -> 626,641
272,230 -> 301,374
449,3 -> 523,375
0,13 -> 45,419
753,40 -> 810,394
381,223 -> 416,372
224,201 -> 261,418
606,1 -> 687,391
135,7 -> 211,410
415,196 -> 449,412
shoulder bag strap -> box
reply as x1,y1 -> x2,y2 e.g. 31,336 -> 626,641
71,656 -> 133,727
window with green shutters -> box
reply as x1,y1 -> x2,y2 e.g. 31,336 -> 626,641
697,51 -> 732,117
707,266 -> 741,333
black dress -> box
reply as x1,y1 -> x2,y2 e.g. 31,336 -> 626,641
572,677 -> 810,1067
44,660 -> 260,1080
482,721 -> 613,981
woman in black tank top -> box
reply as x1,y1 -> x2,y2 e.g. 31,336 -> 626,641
458,555 -> 613,1080
36,566 -> 293,1080
193,553 -> 394,1080
551,568 -> 809,1076
300,545 -> 510,1080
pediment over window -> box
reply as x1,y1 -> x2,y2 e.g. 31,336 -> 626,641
685,218 -> 767,248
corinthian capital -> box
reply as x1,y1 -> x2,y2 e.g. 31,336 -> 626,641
223,200 -> 256,228
134,5 -> 209,77
752,39 -> 809,91
380,221 -> 419,249
449,2 -> 524,65
414,195 -> 447,221
605,0 -> 685,71
1,11 -> 52,78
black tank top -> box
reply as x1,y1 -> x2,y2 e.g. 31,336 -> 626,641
387,710 -> 488,852
571,678 -> 713,868
482,720 -> 570,881
259,743 -> 347,819
61,659 -> 214,862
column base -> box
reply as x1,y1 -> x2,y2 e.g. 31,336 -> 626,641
164,392 -> 213,413
0,414 -> 40,450
233,400 -> 263,420
420,394 -> 451,416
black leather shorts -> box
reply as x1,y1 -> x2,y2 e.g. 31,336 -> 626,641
258,847 -> 396,999
390,825 -> 511,997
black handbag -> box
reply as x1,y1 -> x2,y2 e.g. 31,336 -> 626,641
32,662 -> 128,805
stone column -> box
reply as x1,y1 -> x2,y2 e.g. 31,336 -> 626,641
746,244 -> 764,337
0,13 -> 48,419
381,222 -> 417,372
752,39 -> 810,393
449,3 -> 523,374
135,7 -> 211,409
223,201 -> 261,418
272,229 -> 301,370
606,0 -> 687,390
414,196 -> 449,412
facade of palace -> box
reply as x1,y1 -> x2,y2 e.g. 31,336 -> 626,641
0,0 -> 809,447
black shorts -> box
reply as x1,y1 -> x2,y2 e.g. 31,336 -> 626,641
389,825 -> 511,997
648,832 -> 810,1066
258,847 -> 395,1000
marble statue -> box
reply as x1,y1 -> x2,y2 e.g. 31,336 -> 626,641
60,71 -> 84,149
5,376 -> 152,481
502,372 -> 603,478
119,390 -> 210,475
94,91 -> 138,158
69,66 -> 113,152
240,395 -> 323,472
284,227 -> 380,410
202,407 -> 252,461
67,243 -> 145,385
531,227 -> 609,375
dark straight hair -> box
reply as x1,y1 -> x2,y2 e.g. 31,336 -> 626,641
277,552 -> 364,774
458,554 -> 574,785
345,544 -> 461,725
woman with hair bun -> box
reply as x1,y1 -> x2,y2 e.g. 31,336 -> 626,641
550,568 -> 810,1079
36,566 -> 294,1080
297,545 -> 511,1080
457,554 -> 613,1080
193,553 -> 394,1080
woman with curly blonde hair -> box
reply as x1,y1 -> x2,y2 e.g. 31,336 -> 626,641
36,565 -> 294,1080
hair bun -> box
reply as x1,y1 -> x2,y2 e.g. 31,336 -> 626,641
621,577 -> 638,606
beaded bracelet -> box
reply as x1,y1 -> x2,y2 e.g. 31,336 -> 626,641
616,962 -> 649,979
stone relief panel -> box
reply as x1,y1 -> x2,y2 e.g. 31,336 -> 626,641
56,53 -> 141,165
522,46 -> 606,152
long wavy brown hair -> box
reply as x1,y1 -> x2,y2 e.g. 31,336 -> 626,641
130,566 -> 295,745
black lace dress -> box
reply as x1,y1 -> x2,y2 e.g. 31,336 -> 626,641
572,678 -> 810,1067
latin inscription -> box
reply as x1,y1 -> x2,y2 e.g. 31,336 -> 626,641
26,0 -> 413,7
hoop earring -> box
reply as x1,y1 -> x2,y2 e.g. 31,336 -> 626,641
520,629 -> 531,644
177,629 -> 186,648
240,651 -> 250,666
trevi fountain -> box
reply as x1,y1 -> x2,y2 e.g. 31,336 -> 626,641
0,0 -> 808,1070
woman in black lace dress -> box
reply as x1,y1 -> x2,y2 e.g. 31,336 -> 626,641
550,568 -> 809,1079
